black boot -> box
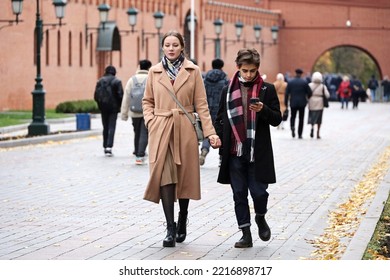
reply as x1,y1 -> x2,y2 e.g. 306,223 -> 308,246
255,214 -> 271,241
234,227 -> 253,248
163,222 -> 177,247
176,211 -> 188,243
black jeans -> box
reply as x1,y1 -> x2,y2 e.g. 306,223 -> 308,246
229,155 -> 269,229
101,111 -> 118,148
290,106 -> 305,137
132,117 -> 148,157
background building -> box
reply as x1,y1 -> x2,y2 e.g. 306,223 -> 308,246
0,0 -> 389,110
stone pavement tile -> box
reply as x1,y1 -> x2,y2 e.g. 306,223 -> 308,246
0,102 -> 389,261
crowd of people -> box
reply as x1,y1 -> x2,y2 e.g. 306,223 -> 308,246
93,29 -> 389,250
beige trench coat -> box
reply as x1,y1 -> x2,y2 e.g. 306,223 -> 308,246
142,59 -> 216,203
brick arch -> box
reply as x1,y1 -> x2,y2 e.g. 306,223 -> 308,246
310,44 -> 382,77
273,0 -> 390,80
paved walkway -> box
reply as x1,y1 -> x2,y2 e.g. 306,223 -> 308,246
0,102 -> 389,261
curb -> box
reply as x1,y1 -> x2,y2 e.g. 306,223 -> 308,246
341,170 -> 390,259
0,116 -> 102,148
0,129 -> 101,149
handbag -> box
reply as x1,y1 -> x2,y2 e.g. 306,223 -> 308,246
282,109 -> 289,121
322,85 -> 329,108
167,90 -> 204,142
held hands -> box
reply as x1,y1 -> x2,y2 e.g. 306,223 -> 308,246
208,134 -> 221,149
249,101 -> 264,112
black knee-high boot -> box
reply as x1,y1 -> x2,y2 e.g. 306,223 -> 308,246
161,184 -> 176,247
177,199 -> 189,243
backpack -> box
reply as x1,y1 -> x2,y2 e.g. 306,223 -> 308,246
129,76 -> 147,113
94,76 -> 116,110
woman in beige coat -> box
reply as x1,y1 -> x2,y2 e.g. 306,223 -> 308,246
142,31 -> 220,247
308,71 -> 330,139
273,73 -> 287,129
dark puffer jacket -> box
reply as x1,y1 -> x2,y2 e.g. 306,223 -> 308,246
203,69 -> 229,121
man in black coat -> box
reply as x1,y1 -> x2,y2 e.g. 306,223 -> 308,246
285,68 -> 312,138
94,65 -> 123,156
214,48 -> 281,248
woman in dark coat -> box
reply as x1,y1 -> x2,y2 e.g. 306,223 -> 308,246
214,48 -> 281,248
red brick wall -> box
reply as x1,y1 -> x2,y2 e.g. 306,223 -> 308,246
1,0 -> 389,110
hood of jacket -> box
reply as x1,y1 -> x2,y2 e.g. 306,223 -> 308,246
204,69 -> 227,83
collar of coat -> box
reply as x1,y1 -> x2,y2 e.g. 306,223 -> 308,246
151,58 -> 198,93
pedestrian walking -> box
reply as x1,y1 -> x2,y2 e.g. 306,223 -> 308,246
214,48 -> 282,248
308,72 -> 330,139
142,30 -> 221,247
285,68 -> 312,138
94,65 -> 123,156
381,75 -> 390,102
120,59 -> 152,165
337,75 -> 352,109
199,58 -> 229,166
273,73 -> 288,129
350,75 -> 364,109
367,75 -> 379,102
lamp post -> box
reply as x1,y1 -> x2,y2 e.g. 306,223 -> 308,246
203,19 -> 224,58
186,14 -> 197,60
141,11 -> 165,60
213,18 -> 223,58
28,0 -> 67,136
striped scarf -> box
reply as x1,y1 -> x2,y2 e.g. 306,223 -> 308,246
162,53 -> 185,81
227,71 -> 263,162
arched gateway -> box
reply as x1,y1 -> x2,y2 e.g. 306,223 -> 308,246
270,0 -> 390,78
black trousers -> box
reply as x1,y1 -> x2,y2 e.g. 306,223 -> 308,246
132,117 -> 148,157
229,155 -> 269,229
101,111 -> 118,148
290,106 -> 305,137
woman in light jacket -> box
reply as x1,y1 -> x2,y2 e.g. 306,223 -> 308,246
273,73 -> 287,129
308,72 -> 330,139
142,31 -> 220,247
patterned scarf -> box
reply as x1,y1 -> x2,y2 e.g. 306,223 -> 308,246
227,71 -> 263,162
162,53 -> 185,81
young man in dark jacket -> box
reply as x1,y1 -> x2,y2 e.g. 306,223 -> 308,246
199,58 -> 229,165
94,65 -> 123,156
214,49 -> 281,248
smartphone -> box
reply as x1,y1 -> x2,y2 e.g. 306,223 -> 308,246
250,97 -> 260,104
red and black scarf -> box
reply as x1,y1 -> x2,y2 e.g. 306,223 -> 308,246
226,71 -> 263,162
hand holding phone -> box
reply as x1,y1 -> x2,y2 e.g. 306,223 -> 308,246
250,97 -> 260,104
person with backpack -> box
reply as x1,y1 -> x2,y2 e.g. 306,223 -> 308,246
94,65 -> 124,156
121,59 -> 152,165
199,58 -> 229,166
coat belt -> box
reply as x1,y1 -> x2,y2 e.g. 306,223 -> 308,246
154,106 -> 194,165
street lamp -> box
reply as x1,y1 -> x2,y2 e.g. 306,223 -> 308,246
85,3 -> 111,46
141,11 -> 165,59
185,14 -> 198,60
203,18 -> 224,58
246,24 -> 279,55
224,21 -> 244,53
28,0 -> 67,136
271,25 -> 279,43
126,7 -> 138,33
253,24 -> 262,42
0,0 -> 24,27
